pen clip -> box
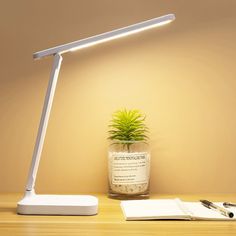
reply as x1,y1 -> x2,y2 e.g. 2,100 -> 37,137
223,202 -> 236,208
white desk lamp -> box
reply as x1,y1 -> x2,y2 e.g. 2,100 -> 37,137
17,14 -> 175,215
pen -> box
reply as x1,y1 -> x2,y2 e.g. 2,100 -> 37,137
223,202 -> 236,208
200,199 -> 234,218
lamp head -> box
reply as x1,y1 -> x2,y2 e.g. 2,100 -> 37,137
33,14 -> 175,59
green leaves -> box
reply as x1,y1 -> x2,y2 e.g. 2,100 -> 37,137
108,109 -> 149,143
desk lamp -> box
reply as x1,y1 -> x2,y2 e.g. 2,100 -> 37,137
17,14 -> 175,215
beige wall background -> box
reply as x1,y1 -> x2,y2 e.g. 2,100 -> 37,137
1,0 -> 236,194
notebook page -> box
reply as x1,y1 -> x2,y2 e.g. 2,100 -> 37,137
183,202 -> 236,220
121,199 -> 191,220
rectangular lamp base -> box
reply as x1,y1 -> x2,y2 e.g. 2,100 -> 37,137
17,193 -> 98,215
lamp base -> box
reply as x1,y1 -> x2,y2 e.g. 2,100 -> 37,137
17,192 -> 98,215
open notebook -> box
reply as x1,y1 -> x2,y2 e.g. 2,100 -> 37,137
120,199 -> 236,221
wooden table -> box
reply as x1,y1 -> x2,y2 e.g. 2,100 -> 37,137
1,193 -> 236,235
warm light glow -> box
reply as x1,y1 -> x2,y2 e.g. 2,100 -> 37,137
70,19 -> 173,52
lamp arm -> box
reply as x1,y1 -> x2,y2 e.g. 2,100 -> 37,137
26,53 -> 63,192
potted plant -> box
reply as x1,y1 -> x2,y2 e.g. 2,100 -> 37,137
108,109 -> 150,199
